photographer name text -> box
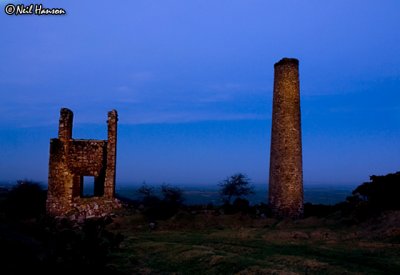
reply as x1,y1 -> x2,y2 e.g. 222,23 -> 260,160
5,4 -> 66,16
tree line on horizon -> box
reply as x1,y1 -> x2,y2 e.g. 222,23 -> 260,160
2,171 -> 400,220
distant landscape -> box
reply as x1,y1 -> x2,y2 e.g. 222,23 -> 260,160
0,181 -> 354,206
116,183 -> 355,206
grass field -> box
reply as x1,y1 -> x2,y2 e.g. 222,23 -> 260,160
1,184 -> 399,274
105,212 -> 400,274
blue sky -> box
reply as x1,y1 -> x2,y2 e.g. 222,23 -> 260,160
0,1 -> 399,186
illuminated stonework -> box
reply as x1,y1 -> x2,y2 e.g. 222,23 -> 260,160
46,108 -> 120,218
268,58 -> 304,219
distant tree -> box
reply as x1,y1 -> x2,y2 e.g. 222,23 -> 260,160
139,184 -> 184,220
137,182 -> 155,199
331,171 -> 400,221
136,182 -> 160,207
351,171 -> 400,210
219,173 -> 254,204
161,184 -> 184,205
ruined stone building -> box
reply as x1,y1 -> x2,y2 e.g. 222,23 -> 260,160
269,58 -> 304,219
46,108 -> 120,217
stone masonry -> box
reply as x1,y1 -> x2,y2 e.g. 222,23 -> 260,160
268,58 -> 304,219
46,108 -> 121,218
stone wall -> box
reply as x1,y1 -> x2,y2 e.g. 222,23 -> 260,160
268,58 -> 304,219
46,108 -> 120,218
67,140 -> 107,175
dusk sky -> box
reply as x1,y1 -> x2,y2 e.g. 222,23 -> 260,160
1,1 -> 399,187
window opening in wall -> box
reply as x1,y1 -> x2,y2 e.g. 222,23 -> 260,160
81,176 -> 95,197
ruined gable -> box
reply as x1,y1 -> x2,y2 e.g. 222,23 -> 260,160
46,108 -> 121,218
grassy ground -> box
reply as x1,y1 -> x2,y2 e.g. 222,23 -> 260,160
105,212 -> 400,274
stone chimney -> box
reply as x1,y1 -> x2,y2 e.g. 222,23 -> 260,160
58,108 -> 73,141
268,58 -> 304,219
104,109 -> 118,198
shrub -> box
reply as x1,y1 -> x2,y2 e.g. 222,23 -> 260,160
43,217 -> 124,274
352,172 -> 400,210
138,184 -> 185,220
5,180 -> 46,219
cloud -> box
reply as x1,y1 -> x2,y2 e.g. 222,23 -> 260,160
120,111 -> 268,125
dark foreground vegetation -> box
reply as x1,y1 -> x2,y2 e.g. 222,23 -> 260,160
0,180 -> 123,275
1,172 -> 400,274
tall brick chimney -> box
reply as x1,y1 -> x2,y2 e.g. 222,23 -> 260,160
268,58 -> 304,219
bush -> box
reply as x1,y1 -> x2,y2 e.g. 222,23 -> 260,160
161,184 -> 184,206
137,182 -> 155,200
304,203 -> 335,218
222,198 -> 252,215
329,171 -> 400,222
0,214 -> 124,274
137,184 -> 185,220
43,217 -> 123,273
352,172 -> 400,210
5,180 -> 46,219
